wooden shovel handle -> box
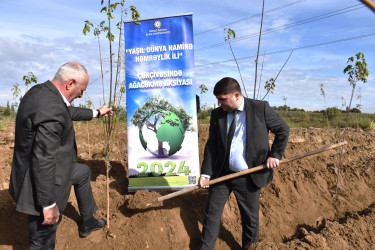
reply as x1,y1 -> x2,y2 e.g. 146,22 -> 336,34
146,141 -> 347,206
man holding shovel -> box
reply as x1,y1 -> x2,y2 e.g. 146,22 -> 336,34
199,77 -> 289,249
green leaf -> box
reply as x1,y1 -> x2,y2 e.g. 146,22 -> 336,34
228,28 -> 235,39
83,26 -> 89,35
106,31 -> 115,41
344,52 -> 369,87
94,28 -> 101,36
83,21 -> 93,35
130,5 -> 140,24
111,3 -> 118,10
100,7 -> 107,13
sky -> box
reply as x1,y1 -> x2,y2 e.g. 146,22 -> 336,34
0,0 -> 374,112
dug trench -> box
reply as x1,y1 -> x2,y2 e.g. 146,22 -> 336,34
0,122 -> 374,249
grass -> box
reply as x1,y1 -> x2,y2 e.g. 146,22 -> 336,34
277,111 -> 375,130
197,110 -> 375,130
0,120 -> 6,131
0,116 -> 12,131
2,108 -> 375,131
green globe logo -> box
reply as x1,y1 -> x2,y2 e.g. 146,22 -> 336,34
139,109 -> 185,157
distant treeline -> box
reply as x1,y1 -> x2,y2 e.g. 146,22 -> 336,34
1,104 -> 374,130
272,105 -> 362,114
196,105 -> 375,130
0,101 -> 16,117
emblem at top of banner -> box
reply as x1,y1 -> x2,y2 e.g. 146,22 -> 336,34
154,21 -> 161,29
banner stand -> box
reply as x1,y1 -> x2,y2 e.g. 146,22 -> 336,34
125,14 -> 200,192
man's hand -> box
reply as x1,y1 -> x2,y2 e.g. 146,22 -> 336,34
98,105 -> 113,117
42,205 -> 60,225
199,176 -> 210,189
266,157 -> 279,169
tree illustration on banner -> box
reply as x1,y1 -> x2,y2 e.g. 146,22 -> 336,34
131,95 -> 193,158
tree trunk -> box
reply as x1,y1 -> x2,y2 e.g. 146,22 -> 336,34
158,141 -> 163,155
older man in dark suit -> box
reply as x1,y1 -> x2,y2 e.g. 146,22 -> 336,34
9,62 -> 113,249
199,77 -> 289,250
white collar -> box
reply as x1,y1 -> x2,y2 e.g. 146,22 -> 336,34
237,97 -> 244,112
57,89 -> 71,106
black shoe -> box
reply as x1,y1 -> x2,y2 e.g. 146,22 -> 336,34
79,218 -> 106,238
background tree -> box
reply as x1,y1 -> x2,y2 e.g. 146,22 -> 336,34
355,87 -> 362,127
254,0 -> 265,99
261,50 -> 293,100
282,95 -> 288,112
23,72 -> 38,91
199,83 -> 208,95
11,72 -> 37,109
336,52 -> 369,194
256,50 -> 266,100
3,101 -> 13,117
326,107 -> 341,120
320,83 -> 330,128
197,83 -> 208,113
224,28 -> 248,97
341,96 -> 346,112
82,0 -> 139,228
263,78 -> 275,101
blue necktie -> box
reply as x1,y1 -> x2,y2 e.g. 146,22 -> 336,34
225,110 -> 238,171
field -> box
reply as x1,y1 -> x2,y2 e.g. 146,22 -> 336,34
0,121 -> 374,249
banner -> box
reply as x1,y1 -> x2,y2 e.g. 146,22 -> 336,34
125,14 -> 199,191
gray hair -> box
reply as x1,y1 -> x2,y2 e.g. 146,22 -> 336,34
53,62 -> 88,85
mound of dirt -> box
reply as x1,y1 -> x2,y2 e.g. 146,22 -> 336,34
0,122 -> 374,249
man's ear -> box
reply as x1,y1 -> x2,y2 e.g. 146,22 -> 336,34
234,92 -> 241,100
66,79 -> 75,90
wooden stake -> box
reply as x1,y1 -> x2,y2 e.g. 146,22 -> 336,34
146,141 -> 347,206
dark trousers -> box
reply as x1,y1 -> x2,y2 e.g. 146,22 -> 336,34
199,175 -> 261,250
28,163 -> 98,249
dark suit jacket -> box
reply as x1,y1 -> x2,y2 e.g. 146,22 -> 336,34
201,97 -> 289,188
9,81 -> 93,216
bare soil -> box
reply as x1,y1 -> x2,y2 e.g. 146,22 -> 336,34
0,121 -> 374,249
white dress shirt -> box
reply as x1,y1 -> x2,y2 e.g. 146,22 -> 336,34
227,97 -> 248,172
